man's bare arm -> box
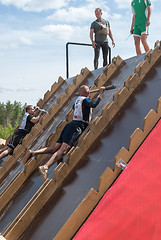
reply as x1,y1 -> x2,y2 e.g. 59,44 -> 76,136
146,5 -> 152,27
90,29 -> 96,48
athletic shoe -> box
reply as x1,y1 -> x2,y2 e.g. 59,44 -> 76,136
39,166 -> 48,182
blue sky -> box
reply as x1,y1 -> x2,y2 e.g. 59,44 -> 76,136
0,0 -> 160,105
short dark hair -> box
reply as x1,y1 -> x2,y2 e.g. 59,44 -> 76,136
26,105 -> 33,112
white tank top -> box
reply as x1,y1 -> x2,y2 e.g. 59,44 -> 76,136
19,112 -> 30,130
73,96 -> 86,121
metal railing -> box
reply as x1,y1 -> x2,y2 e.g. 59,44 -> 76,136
66,42 -> 111,79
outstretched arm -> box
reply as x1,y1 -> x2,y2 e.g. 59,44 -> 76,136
84,87 -> 105,108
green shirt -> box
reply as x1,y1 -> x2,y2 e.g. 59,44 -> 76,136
131,0 -> 151,25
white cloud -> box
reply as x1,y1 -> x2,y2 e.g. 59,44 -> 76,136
16,88 -> 35,92
41,24 -> 90,42
41,24 -> 74,41
0,28 -> 46,50
111,13 -> 122,20
0,0 -> 69,12
20,36 -> 32,45
0,87 -> 13,93
0,42 -> 18,50
114,0 -> 132,9
47,1 -> 111,23
0,87 -> 34,93
47,7 -> 94,23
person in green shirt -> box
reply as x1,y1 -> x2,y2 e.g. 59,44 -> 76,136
130,0 -> 152,55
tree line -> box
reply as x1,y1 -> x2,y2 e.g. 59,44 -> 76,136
0,101 -> 27,139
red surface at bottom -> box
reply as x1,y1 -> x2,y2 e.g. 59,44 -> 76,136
74,120 -> 161,240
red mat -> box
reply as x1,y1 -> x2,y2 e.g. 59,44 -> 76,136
73,120 -> 161,240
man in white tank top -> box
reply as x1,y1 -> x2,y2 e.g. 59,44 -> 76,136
24,85 -> 105,181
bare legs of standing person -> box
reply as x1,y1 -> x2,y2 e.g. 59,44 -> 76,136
134,34 -> 150,55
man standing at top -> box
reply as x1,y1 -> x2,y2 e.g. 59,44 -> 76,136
90,8 -> 115,70
130,0 -> 152,55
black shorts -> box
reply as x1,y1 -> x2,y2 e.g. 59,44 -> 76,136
7,129 -> 27,150
57,120 -> 88,147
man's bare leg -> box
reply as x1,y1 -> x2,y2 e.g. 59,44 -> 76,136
39,142 -> 71,181
31,143 -> 62,156
141,34 -> 150,52
44,142 -> 70,170
134,36 -> 142,55
22,143 -> 62,164
0,147 -> 13,160
0,146 -> 8,154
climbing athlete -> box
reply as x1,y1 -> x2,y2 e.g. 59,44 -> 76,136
0,105 -> 44,161
23,85 -> 105,181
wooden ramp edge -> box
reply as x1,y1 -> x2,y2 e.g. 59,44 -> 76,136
37,76 -> 65,108
3,44 -> 161,239
0,75 -> 66,182
3,76 -> 65,148
0,68 -> 90,183
0,56 -> 125,213
54,97 -> 161,240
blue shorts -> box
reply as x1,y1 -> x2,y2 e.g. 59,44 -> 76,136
57,120 -> 88,147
